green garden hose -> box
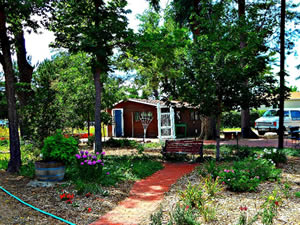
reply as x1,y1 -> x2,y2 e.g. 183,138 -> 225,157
0,185 -> 76,225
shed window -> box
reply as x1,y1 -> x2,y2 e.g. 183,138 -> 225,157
134,112 -> 140,121
190,111 -> 200,121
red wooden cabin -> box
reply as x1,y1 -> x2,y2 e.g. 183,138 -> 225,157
107,99 -> 202,139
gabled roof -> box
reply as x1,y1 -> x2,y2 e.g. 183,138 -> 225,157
113,98 -> 196,108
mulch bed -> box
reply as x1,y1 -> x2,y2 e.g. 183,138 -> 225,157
0,148 -> 144,225
144,156 -> 300,225
1,147 -> 300,225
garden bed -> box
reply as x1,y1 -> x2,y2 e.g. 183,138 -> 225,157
0,147 -> 162,225
143,156 -> 300,225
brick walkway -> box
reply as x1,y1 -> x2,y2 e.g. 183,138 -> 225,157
90,163 -> 197,225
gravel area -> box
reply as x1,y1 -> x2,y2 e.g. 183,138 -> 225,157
147,156 -> 300,225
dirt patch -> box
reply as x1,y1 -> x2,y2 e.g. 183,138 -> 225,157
0,147 -> 149,225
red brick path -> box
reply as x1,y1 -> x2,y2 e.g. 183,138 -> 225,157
90,163 -> 197,225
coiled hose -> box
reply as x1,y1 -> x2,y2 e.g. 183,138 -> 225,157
0,185 -> 76,225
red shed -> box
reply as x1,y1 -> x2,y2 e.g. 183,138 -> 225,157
107,99 -> 202,139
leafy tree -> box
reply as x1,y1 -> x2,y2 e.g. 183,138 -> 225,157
289,85 -> 298,92
278,0 -> 286,149
163,0 -> 278,160
119,6 -> 189,100
0,0 -> 50,172
49,0 -> 134,153
25,52 -> 126,145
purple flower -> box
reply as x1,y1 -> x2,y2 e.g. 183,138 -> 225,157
80,151 -> 84,155
92,161 -> 97,165
97,159 -> 102,163
88,161 -> 92,165
106,172 -> 110,175
101,163 -> 104,166
75,154 -> 81,159
85,151 -> 89,154
80,162 -> 84,165
96,152 -> 100,155
82,155 -> 87,158
101,152 -> 106,155
88,154 -> 92,157
92,156 -> 97,159
84,160 -> 88,163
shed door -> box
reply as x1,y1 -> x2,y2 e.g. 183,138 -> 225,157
114,110 -> 123,137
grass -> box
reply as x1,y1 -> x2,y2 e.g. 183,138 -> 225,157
144,142 -> 162,148
97,155 -> 163,186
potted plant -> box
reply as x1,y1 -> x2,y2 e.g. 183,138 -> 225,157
35,130 -> 78,182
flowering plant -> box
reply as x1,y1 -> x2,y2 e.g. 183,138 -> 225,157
260,148 -> 287,165
59,190 -> 74,204
75,150 -> 106,180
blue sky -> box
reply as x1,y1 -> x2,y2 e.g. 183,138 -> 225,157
24,0 -> 299,88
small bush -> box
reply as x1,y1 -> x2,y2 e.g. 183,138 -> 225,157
219,157 -> 281,192
19,162 -> 35,178
0,139 -> 9,146
168,203 -> 200,225
220,168 -> 260,192
103,138 -> 138,148
87,135 -> 95,147
73,180 -> 109,196
150,206 -> 163,225
260,148 -> 287,165
41,130 -> 78,165
203,176 -> 223,198
295,192 -> 300,198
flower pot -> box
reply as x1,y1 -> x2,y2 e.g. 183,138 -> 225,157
35,161 -> 65,182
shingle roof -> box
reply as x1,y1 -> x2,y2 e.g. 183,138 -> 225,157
126,98 -> 196,108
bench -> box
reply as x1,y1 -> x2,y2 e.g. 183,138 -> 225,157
161,140 -> 203,160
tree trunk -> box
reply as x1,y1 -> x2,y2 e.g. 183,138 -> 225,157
278,0 -> 286,149
15,30 -> 34,139
87,111 -> 90,137
238,0 -> 258,139
0,7 -> 21,173
215,113 -> 221,161
94,63 -> 102,154
203,116 -> 216,140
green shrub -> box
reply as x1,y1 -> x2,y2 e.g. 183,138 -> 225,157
87,135 -> 95,147
221,110 -> 265,128
295,192 -> 300,198
168,203 -> 200,225
136,143 -> 145,154
19,162 -> 35,178
204,160 -> 220,179
234,157 -> 281,182
179,182 -> 206,208
41,130 -> 78,165
150,206 -> 163,225
260,148 -> 287,165
73,180 -> 109,196
220,168 -> 260,192
0,139 -> 9,146
219,157 -> 281,192
103,138 -> 138,148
